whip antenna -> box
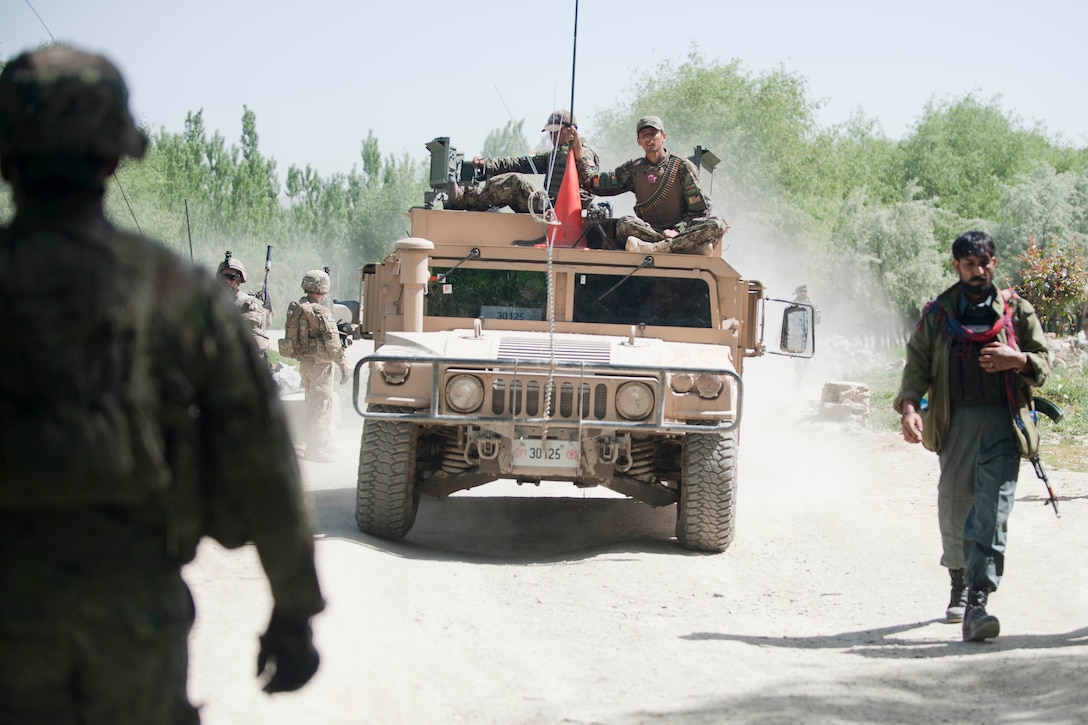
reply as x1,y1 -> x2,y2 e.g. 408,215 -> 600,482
569,0 -> 579,120
184,199 -> 194,263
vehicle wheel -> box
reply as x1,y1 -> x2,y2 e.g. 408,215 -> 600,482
356,405 -> 420,539
676,430 -> 737,552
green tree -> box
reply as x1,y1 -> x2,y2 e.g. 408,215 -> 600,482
898,93 -> 1058,223
994,164 -> 1088,266
1015,236 -> 1088,334
832,183 -> 952,340
481,120 -> 530,158
593,50 -> 822,214
231,105 -> 280,236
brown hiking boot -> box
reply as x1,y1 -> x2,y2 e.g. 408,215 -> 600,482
625,236 -> 671,253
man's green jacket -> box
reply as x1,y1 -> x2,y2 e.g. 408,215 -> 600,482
895,283 -> 1051,458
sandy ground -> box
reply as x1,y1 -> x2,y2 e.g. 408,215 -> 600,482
184,343 -> 1088,725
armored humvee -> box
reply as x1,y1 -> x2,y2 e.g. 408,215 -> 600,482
351,138 -> 813,552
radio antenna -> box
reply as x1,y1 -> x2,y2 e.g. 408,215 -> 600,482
569,0 -> 579,120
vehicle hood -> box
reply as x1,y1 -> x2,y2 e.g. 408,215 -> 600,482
377,330 -> 735,372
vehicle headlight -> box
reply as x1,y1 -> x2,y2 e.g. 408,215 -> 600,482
695,373 -> 724,399
445,374 -> 484,413
670,372 -> 695,394
377,360 -> 410,385
616,381 -> 655,420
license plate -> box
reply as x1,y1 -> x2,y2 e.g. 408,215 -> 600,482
512,439 -> 580,469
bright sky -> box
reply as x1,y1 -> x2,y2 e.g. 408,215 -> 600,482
3,0 -> 1087,183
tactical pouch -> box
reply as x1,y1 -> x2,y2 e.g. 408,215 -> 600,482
278,337 -> 296,359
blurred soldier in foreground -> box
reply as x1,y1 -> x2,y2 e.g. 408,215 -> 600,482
583,115 -> 728,255
218,250 -> 270,362
281,269 -> 348,462
896,231 -> 1050,641
446,109 -> 599,214
0,45 -> 324,723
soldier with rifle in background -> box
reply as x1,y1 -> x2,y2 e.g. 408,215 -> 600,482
217,250 -> 270,363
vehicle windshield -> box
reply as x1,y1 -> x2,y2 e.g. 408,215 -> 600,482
425,267 -> 712,328
572,274 -> 712,328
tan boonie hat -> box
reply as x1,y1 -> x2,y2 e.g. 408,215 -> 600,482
543,109 -> 577,132
0,44 -> 147,158
636,116 -> 665,133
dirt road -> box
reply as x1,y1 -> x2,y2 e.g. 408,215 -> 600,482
185,350 -> 1088,724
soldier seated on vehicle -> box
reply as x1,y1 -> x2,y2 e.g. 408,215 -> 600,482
445,110 -> 600,214
581,116 -> 728,255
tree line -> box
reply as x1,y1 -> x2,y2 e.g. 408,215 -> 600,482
2,49 -> 1086,336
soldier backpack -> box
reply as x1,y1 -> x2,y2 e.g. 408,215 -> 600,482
279,300 -> 303,359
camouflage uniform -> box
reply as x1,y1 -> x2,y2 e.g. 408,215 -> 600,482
455,110 -> 600,214
235,290 -> 270,356
0,45 -> 324,724
462,141 -> 600,212
284,271 -> 346,461
217,254 -> 270,357
591,152 -> 728,253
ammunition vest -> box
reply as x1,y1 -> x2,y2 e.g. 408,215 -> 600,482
633,156 -> 684,229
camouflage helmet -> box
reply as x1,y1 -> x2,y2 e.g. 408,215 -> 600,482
216,251 -> 247,283
0,44 -> 147,159
301,269 -> 331,294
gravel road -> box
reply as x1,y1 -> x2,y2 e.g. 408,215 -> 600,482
185,347 -> 1088,725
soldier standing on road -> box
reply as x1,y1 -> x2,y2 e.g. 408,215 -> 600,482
218,250 -> 270,362
0,44 -> 325,723
446,109 -> 600,214
895,230 -> 1050,641
792,284 -> 820,385
283,270 -> 348,462
582,116 -> 728,255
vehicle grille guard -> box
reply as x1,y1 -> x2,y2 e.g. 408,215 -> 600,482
352,353 -> 744,433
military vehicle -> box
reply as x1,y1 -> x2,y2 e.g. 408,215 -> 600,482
351,138 -> 813,552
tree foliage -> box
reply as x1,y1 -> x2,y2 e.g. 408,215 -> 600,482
2,47 -> 1087,341
1015,236 -> 1088,334
481,120 -> 530,159
898,94 -> 1062,224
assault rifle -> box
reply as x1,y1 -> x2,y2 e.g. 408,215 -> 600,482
256,245 -> 273,315
1032,396 -> 1063,518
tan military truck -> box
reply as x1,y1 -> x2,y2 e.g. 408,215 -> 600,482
352,139 -> 813,552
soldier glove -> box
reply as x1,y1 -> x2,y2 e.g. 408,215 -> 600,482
257,611 -> 320,693
339,361 -> 350,385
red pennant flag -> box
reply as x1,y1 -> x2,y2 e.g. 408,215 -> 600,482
553,149 -> 585,247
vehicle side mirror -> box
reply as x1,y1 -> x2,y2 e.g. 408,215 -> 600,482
780,304 -> 810,354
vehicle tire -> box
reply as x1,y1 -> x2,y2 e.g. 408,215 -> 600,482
676,430 -> 738,552
356,405 -> 420,540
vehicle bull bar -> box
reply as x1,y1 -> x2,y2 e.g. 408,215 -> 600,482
352,353 -> 744,433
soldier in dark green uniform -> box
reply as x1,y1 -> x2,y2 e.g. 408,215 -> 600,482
446,109 -> 600,213
0,44 -> 325,723
582,116 -> 728,255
